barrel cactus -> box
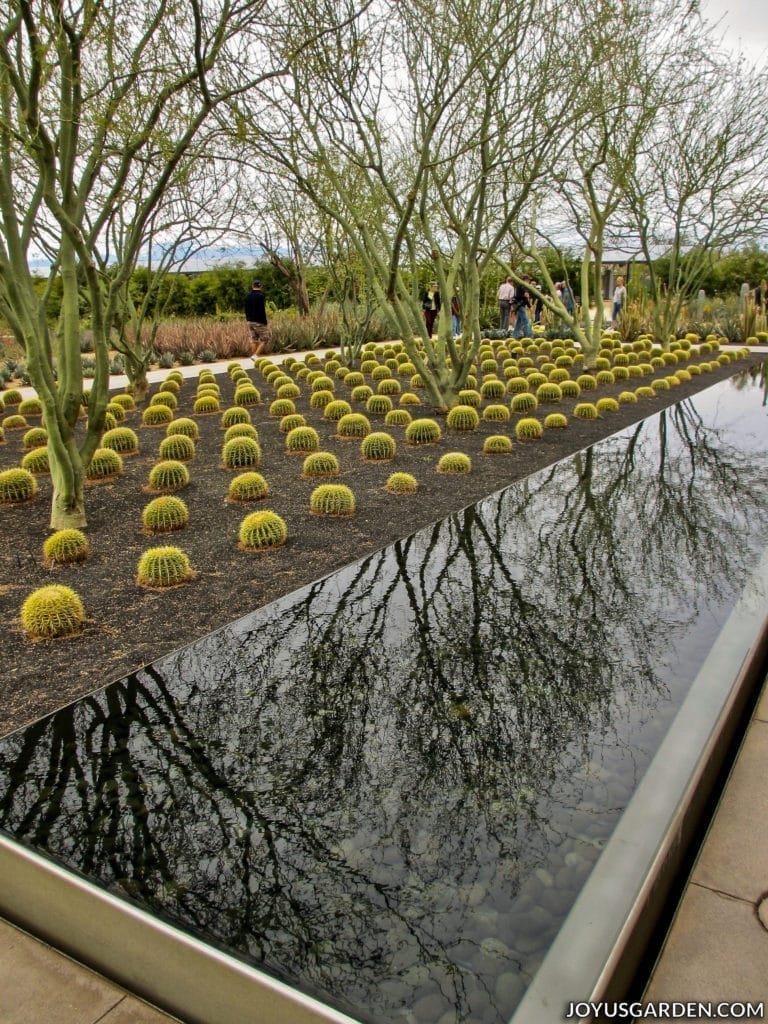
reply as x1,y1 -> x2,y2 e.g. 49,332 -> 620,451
399,392 -> 421,406
85,448 -> 123,481
23,427 -> 48,449
336,413 -> 371,439
596,397 -> 620,414
377,378 -> 401,396
137,546 -> 194,588
302,452 -> 340,479
483,435 -> 513,454
309,483 -> 356,516
159,434 -> 195,462
544,413 -> 568,429
576,374 -> 597,391
351,385 -> 374,403
270,398 -> 296,418
221,406 -> 251,429
142,496 -> 190,534
166,418 -> 198,440
651,378 -> 671,392
285,426 -> 320,454
536,382 -> 563,403
446,405 -> 479,431
384,409 -> 412,427
147,459 -> 190,491
515,417 -> 544,440
360,431 -> 396,461
279,413 -> 307,433
194,394 -> 220,414
0,468 -> 37,504
385,472 -> 418,494
276,382 -> 301,399
324,400 -> 353,421
223,436 -> 262,469
228,472 -> 270,503
573,402 -> 599,419
21,585 -> 85,638
224,423 -> 259,443
510,393 -> 538,414
483,404 -> 511,422
436,452 -> 472,474
142,404 -> 172,427
2,388 -> 23,406
458,389 -> 482,407
18,397 -> 43,416
405,418 -> 442,445
149,391 -> 178,410
238,510 -> 288,551
21,446 -> 50,474
2,414 -> 28,430
480,380 -> 506,401
42,528 -> 90,566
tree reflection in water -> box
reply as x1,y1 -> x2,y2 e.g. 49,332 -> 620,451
2,381 -> 767,1024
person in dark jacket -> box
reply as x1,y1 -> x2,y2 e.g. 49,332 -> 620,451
422,281 -> 441,337
244,280 -> 270,356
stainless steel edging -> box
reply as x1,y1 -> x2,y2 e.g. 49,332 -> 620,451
511,547 -> 768,1024
0,835 -> 362,1024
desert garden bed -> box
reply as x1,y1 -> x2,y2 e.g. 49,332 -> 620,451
0,338 -> 758,737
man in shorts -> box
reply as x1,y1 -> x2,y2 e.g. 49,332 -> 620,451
244,280 -> 270,357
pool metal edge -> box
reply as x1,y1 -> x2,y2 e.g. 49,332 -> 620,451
0,835 -> 362,1024
510,546 -> 768,1023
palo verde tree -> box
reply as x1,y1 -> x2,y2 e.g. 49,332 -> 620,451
0,0 -> 273,529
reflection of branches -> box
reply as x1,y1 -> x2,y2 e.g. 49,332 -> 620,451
2,383 -> 768,1024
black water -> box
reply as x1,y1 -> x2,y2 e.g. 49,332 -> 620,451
2,370 -> 768,1024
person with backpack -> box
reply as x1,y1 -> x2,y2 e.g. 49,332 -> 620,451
512,276 -> 533,339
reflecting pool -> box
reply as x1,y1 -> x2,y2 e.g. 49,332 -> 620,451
2,371 -> 768,1024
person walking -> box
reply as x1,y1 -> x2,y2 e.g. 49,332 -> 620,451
611,276 -> 627,327
244,280 -> 270,357
422,281 -> 441,337
451,294 -> 461,337
512,276 -> 533,339
498,277 -> 514,332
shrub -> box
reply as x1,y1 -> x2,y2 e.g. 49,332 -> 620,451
361,431 -> 396,461
0,468 -> 36,504
147,459 -> 190,491
385,472 -> 418,494
324,400 -> 352,421
142,496 -> 190,534
336,413 -> 371,438
227,472 -> 270,503
223,436 -> 262,468
285,426 -> 320,454
23,427 -> 48,450
221,406 -> 251,428
85,448 -> 123,481
596,397 -> 620,414
102,427 -> 139,454
21,585 -> 85,638
573,402 -> 598,419
21,444 -> 50,475
515,417 -> 543,439
405,418 -> 442,445
446,405 -> 480,431
544,413 -> 568,429
302,451 -> 340,479
483,435 -> 513,454
437,452 -> 471,474
159,434 -> 195,462
309,483 -> 356,516
166,418 -> 198,440
136,546 -> 194,587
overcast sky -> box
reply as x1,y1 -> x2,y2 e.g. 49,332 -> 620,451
701,0 -> 768,65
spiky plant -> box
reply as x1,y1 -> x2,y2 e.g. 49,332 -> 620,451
535,383 -> 563,403
457,389 -> 481,407
238,510 -> 288,551
269,398 -> 296,418
21,584 -> 85,638
2,414 -> 28,430
160,378 -> 180,395
227,472 -> 270,503
223,437 -> 262,469
576,374 -> 597,391
105,401 -> 126,422
224,423 -> 259,443
510,393 -> 538,414
302,452 -> 340,479
324,400 -> 353,421
85,448 -> 123,481
561,380 -> 581,399
150,391 -> 178,410
437,452 -> 471,474
405,418 -> 441,445
233,386 -> 260,407
515,417 -> 544,439
159,434 -> 195,462
23,427 -> 48,450
366,395 -> 393,415
196,384 -> 221,399
2,388 -> 23,406
399,392 -> 421,406
377,378 -> 401,397
142,496 -> 190,533
618,390 -> 638,404
480,380 -> 505,401
337,413 -> 371,439
192,395 -> 220,415
285,426 -> 320,454
21,446 -> 50,474
0,468 -> 36,504
18,397 -> 43,417
279,413 -> 307,433
147,459 -> 190,491
137,546 -> 194,587
344,371 -> 365,387
384,409 -> 412,427
544,413 -> 568,429
506,376 -> 530,395
43,528 -> 90,566
446,405 -> 479,431
482,404 -> 510,422
112,393 -> 136,411
221,406 -> 251,429
141,404 -> 173,427
310,389 -> 334,409
276,383 -> 301,399
99,428 -> 137,455
351,385 -> 374,403
385,472 -> 417,494
360,431 -> 396,461
410,373 -> 424,389
651,378 -> 671,391
596,397 -> 620,414
309,483 -> 356,516
573,403 -> 599,419
483,435 -> 513,454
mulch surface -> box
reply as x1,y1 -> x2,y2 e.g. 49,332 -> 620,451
0,349 -> 759,737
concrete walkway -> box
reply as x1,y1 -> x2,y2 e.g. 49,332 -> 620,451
643,676 -> 768,1010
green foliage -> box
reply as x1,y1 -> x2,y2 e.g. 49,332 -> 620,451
21,584 -> 85,638
302,451 -> 340,479
483,435 -> 513,454
385,472 -> 417,493
102,427 -> 139,454
85,448 -> 123,480
515,417 -> 544,439
436,452 -> 471,474
43,528 -> 90,566
238,510 -> 288,550
158,434 -> 195,461
142,496 -> 190,534
147,459 -> 190,491
405,418 -> 442,444
136,546 -> 194,587
360,431 -> 396,461
309,483 -> 356,516
285,426 -> 320,453
227,472 -> 270,503
336,413 -> 371,438
21,446 -> 50,474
